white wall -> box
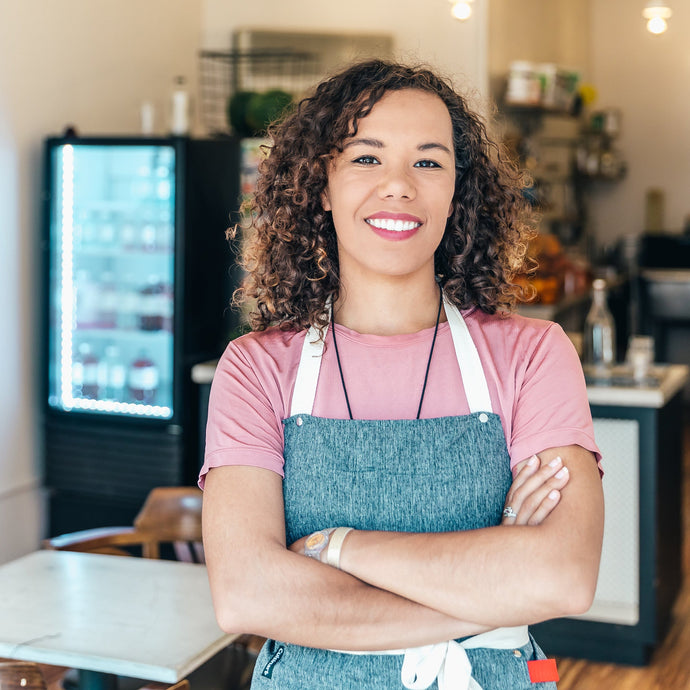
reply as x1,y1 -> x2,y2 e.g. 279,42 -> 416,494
0,0 -> 202,564
202,0 -> 489,98
587,0 -> 690,246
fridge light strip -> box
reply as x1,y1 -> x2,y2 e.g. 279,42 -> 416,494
59,145 -> 75,407
67,398 -> 172,417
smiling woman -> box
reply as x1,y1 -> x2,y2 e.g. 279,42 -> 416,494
321,90 -> 455,292
201,59 -> 604,690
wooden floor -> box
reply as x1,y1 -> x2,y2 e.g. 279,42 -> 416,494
557,410 -> 690,689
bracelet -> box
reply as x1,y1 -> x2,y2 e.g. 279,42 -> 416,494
325,527 -> 354,569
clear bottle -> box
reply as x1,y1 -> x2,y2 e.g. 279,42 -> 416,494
100,344 -> 126,401
170,76 -> 190,135
74,342 -> 100,399
583,279 -> 616,370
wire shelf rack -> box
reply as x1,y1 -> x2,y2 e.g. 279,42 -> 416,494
198,49 -> 321,135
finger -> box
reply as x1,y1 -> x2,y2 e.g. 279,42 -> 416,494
501,505 -> 518,523
512,469 -> 569,525
507,456 -> 567,510
526,489 -> 562,526
508,455 -> 540,494
504,462 -> 570,525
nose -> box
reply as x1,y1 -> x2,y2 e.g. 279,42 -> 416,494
377,164 -> 416,200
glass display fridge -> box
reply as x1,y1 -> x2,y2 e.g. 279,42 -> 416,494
41,136 -> 241,534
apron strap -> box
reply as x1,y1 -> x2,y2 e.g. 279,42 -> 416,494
443,297 -> 493,414
290,323 -> 328,417
289,295 -> 493,417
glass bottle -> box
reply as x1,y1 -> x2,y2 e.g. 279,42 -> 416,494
128,349 -> 159,404
583,279 -> 616,370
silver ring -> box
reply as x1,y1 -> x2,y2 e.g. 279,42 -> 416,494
503,506 -> 518,519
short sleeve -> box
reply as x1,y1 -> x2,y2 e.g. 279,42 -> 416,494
509,323 -> 602,471
198,338 -> 287,489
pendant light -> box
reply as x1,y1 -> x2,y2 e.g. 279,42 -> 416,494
642,1 -> 672,34
449,0 -> 474,21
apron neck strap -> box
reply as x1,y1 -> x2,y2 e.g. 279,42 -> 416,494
289,296 -> 493,417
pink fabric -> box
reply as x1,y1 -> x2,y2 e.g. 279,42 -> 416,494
200,308 -> 601,487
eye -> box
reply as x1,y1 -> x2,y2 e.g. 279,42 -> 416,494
352,155 -> 380,165
414,159 -> 442,169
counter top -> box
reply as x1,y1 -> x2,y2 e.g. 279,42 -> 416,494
585,364 -> 688,408
193,360 -> 689,410
192,360 -> 218,384
642,268 -> 690,282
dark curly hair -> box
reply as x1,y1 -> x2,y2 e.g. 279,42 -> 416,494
233,59 -> 536,333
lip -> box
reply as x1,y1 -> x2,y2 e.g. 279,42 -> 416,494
366,212 -> 423,223
367,225 -> 421,242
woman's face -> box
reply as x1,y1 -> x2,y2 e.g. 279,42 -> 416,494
322,88 -> 455,286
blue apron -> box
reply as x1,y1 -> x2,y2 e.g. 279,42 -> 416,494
252,298 -> 557,689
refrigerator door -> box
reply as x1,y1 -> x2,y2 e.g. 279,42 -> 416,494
47,142 -> 176,419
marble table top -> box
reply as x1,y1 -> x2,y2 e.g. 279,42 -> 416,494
0,550 -> 237,682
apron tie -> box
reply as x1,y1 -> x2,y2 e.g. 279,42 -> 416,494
332,625 -> 529,690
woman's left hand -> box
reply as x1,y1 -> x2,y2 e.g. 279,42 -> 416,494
502,453 -> 570,526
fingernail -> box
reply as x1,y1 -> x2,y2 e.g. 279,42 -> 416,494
527,455 -> 538,467
555,467 -> 568,479
548,456 -> 563,468
548,490 -> 560,500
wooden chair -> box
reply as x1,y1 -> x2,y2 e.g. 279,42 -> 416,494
0,662 -> 48,690
43,487 -> 204,563
43,486 -> 259,687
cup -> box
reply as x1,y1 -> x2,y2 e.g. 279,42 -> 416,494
626,336 -> 654,382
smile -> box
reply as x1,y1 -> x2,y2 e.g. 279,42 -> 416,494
365,218 -> 422,232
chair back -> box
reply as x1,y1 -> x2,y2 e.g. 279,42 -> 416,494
43,486 -> 204,563
134,486 -> 204,562
0,662 -> 48,690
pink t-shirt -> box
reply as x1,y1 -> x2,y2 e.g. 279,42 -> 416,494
200,308 -> 601,487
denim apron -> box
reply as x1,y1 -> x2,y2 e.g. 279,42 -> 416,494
252,298 -> 557,689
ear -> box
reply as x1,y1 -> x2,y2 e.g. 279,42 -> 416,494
322,187 -> 332,212
447,198 -> 454,218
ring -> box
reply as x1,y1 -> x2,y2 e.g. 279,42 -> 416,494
503,506 -> 518,519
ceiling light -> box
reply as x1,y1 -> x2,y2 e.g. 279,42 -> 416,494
450,0 -> 473,21
642,1 -> 672,34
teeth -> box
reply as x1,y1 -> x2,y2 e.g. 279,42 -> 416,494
366,218 -> 421,232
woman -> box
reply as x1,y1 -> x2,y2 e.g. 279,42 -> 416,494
201,60 -> 604,689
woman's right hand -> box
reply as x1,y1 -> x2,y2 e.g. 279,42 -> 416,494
502,454 -> 570,526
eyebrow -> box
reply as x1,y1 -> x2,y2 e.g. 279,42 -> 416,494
343,138 -> 452,155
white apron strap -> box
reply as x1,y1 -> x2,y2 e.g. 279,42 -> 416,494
443,297 -> 493,414
290,323 -> 328,417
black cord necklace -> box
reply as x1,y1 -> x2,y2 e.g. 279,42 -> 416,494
331,288 -> 444,421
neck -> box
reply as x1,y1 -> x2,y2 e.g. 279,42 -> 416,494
334,273 -> 444,335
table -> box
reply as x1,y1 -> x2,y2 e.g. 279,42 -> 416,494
0,550 -> 238,686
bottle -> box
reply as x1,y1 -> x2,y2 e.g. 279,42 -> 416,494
128,350 -> 159,404
73,342 -> 100,399
98,272 -> 118,329
138,275 -> 166,331
75,270 -> 100,329
583,279 -> 616,370
170,76 -> 190,135
100,344 -> 127,401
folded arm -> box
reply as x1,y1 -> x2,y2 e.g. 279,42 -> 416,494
203,465 -> 492,651
335,444 -> 604,627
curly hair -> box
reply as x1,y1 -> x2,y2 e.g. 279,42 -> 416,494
234,59 -> 536,332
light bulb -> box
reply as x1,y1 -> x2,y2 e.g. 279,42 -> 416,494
647,15 -> 668,33
451,1 -> 472,20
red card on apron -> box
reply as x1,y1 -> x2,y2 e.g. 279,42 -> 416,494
528,658 -> 559,683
